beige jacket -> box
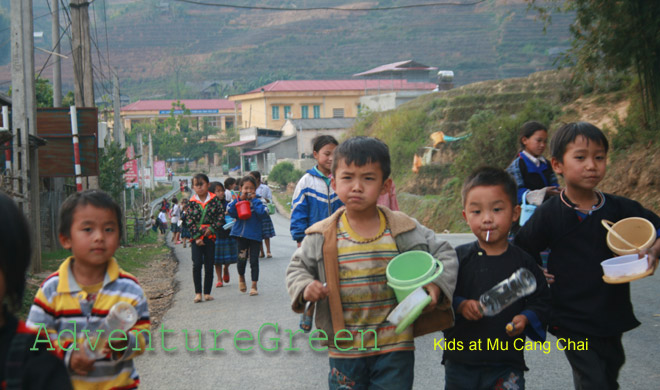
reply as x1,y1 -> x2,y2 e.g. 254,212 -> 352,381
286,206 -> 458,344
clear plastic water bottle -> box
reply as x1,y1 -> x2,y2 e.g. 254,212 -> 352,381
479,268 -> 537,316
84,302 -> 138,359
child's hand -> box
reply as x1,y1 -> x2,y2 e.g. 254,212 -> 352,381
421,283 -> 441,313
102,337 -> 129,359
505,314 -> 528,337
303,280 -> 329,303
640,242 -> 659,274
196,238 -> 205,246
70,349 -> 95,376
541,266 -> 555,284
457,299 -> 483,321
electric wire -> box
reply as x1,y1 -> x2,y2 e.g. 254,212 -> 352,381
173,0 -> 486,11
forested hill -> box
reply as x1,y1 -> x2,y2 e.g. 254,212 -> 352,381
0,0 -> 573,99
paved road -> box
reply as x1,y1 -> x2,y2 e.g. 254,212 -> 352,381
137,212 -> 660,389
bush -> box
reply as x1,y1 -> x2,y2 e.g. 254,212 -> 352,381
269,162 -> 304,187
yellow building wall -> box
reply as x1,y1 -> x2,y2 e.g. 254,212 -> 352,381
235,92 -> 361,130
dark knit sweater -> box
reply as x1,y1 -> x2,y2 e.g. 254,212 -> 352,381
514,193 -> 660,337
506,153 -> 558,204
442,242 -> 550,370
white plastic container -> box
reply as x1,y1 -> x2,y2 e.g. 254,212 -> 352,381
386,287 -> 432,334
601,254 -> 648,278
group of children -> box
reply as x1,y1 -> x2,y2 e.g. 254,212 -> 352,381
1,121 -> 658,389
286,124 -> 660,390
182,171 -> 276,302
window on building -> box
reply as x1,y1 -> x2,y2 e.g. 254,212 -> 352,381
272,106 -> 280,120
313,105 -> 320,119
284,106 -> 291,119
301,105 -> 309,119
356,103 -> 361,115
332,108 -> 344,118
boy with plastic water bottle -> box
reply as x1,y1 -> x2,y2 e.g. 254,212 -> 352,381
442,167 -> 550,390
26,190 -> 150,389
286,137 -> 458,389
515,122 -> 660,389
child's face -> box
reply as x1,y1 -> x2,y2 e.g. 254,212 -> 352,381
193,178 -> 210,198
313,143 -> 336,176
332,159 -> 390,214
241,180 -> 256,196
463,185 -> 520,248
215,187 -> 225,200
551,136 -> 607,194
522,129 -> 548,157
59,205 -> 120,269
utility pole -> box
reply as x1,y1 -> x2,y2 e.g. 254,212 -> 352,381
52,0 -> 62,107
113,72 -> 124,147
11,0 -> 42,272
148,132 -> 154,189
70,0 -> 94,106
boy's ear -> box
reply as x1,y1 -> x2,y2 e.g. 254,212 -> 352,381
512,204 -> 521,224
59,233 -> 72,250
551,157 -> 563,175
380,177 -> 392,196
330,176 -> 336,191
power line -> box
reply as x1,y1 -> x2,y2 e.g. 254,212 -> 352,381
173,0 -> 486,11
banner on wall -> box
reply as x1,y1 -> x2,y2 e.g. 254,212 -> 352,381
124,146 -> 138,187
154,160 -> 166,179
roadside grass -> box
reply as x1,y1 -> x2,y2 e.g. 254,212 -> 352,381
273,191 -> 292,215
19,228 -> 168,320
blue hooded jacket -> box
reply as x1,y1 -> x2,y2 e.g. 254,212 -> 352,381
290,167 -> 343,242
227,196 -> 268,241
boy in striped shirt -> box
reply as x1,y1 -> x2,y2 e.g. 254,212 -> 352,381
287,137 -> 458,389
27,190 -> 150,390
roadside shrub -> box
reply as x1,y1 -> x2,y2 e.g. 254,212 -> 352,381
269,162 -> 304,187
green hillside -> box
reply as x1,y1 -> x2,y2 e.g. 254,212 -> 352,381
345,69 -> 660,233
0,0 -> 573,99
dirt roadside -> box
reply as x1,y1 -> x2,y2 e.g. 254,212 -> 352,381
134,243 -> 179,330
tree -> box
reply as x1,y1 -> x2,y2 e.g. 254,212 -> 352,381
99,142 -> 129,202
8,76 -> 54,107
528,0 -> 660,127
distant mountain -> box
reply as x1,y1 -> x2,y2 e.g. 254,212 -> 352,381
0,0 -> 573,100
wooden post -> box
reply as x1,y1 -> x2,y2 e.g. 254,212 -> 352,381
70,0 -> 94,107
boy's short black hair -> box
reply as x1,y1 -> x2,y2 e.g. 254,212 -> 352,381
519,121 -> 547,148
550,122 -> 609,162
239,175 -> 257,189
171,197 -> 178,204
0,192 -> 32,312
192,173 -> 210,186
209,181 -> 223,193
312,135 -> 338,153
224,177 -> 237,189
249,171 -> 261,181
331,136 -> 391,180
462,166 -> 518,207
58,189 -> 123,239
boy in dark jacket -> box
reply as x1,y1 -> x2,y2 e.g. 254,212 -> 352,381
443,167 -> 550,390
515,122 -> 660,389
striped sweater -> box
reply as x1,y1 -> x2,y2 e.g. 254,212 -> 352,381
26,257 -> 150,390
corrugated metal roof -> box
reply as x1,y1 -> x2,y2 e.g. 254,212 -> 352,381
289,118 -> 355,130
121,99 -> 238,111
353,60 -> 438,77
225,139 -> 255,147
253,135 -> 297,150
246,79 -> 437,93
